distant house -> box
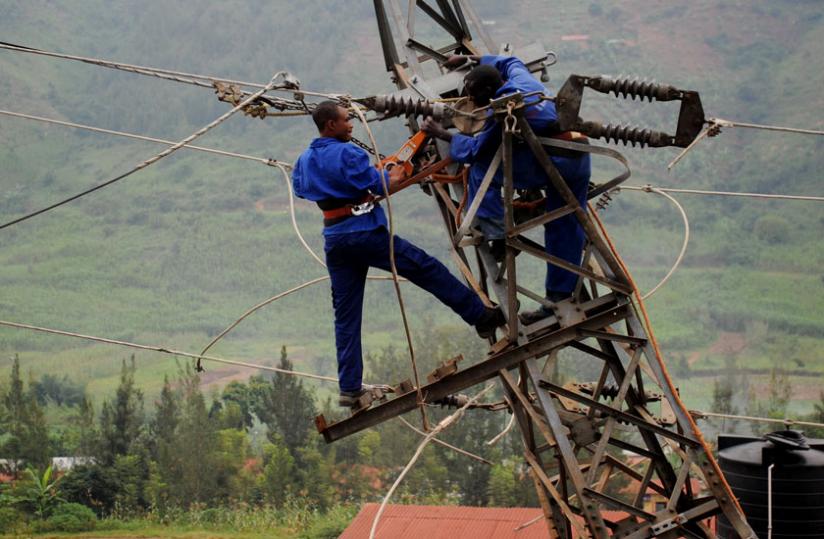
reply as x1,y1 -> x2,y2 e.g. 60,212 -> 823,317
50,456 -> 94,472
341,504 -> 630,538
0,456 -> 93,475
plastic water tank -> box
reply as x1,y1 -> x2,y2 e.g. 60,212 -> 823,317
717,430 -> 824,538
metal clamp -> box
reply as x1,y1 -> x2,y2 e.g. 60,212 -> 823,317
504,101 -> 520,134
350,201 -> 375,216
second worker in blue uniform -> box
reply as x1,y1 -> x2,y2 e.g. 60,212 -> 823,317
422,54 -> 592,324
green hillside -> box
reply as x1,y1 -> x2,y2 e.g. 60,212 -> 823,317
1,0 -> 822,416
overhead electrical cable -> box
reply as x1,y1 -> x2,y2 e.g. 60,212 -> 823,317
0,109 -> 288,167
0,41 -> 343,101
0,71 -> 288,231
623,184 -> 824,202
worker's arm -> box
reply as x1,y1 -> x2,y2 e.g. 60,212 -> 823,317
423,114 -> 501,165
341,145 -> 406,195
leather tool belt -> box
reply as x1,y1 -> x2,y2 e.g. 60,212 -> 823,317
318,194 -> 377,227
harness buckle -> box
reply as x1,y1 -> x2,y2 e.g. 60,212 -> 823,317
350,201 -> 375,216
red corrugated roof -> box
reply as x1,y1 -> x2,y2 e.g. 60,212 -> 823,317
341,504 -> 638,538
341,504 -> 549,538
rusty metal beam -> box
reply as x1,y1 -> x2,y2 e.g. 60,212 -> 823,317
319,303 -> 628,442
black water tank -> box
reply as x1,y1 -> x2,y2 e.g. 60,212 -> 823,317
717,430 -> 824,538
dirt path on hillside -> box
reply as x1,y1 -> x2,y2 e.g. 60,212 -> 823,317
687,331 -> 747,366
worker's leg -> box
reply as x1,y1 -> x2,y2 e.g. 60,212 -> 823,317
325,233 -> 370,393
467,166 -> 506,240
364,227 -> 487,325
544,154 -> 591,295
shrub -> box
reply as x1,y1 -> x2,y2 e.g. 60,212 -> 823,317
0,507 -> 27,534
754,215 -> 790,244
43,502 -> 97,532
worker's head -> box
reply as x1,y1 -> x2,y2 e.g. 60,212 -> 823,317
313,100 -> 353,142
464,65 -> 503,106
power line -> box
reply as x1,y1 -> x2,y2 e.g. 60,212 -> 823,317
692,410 -> 824,430
0,318 -> 336,383
710,116 -> 824,137
0,72 -> 287,231
668,116 -> 824,170
0,41 -> 342,102
0,109 -> 287,167
622,184 -> 824,202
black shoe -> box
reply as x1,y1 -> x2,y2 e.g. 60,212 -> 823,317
339,388 -> 367,408
489,239 -> 521,263
518,291 -> 572,325
475,306 -> 506,338
518,305 -> 553,325
490,239 -> 506,263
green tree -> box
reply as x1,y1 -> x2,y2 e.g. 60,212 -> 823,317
70,395 -> 98,457
31,374 -> 84,407
218,380 -> 255,429
253,347 -> 316,457
99,357 -> 144,464
487,461 -> 518,507
258,437 -> 295,507
711,376 -> 737,431
156,364 -> 219,506
1,356 -> 50,471
751,368 -> 792,433
60,464 -> 120,516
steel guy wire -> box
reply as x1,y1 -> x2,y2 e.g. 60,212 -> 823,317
0,41 -> 343,102
0,109 -> 289,167
0,71 -> 288,231
623,184 -> 824,202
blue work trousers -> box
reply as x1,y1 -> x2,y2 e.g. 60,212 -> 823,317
324,226 -> 486,392
542,154 -> 591,294
470,153 -> 591,294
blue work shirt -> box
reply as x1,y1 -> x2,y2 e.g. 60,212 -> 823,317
449,55 -> 563,220
292,137 -> 389,237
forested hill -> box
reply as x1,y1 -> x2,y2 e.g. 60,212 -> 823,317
0,0 -> 822,413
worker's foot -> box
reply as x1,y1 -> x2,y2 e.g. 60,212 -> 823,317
475,306 -> 506,338
518,305 -> 553,326
518,292 -> 572,325
490,239 -> 521,263
339,388 -> 368,408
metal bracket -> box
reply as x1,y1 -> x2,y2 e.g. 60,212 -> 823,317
426,354 -> 463,383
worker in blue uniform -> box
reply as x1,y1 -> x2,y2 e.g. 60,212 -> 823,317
292,101 -> 505,408
422,55 -> 591,324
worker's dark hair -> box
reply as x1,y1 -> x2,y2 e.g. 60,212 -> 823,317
312,100 -> 344,131
464,65 -> 503,94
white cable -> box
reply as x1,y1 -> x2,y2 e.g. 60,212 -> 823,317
640,188 -> 690,300
369,384 -> 495,539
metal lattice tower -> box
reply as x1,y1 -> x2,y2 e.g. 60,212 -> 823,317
315,2 -> 757,537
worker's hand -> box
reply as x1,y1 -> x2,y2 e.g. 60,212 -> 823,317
443,55 -> 481,70
388,164 -> 407,183
443,55 -> 469,69
421,116 -> 452,141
